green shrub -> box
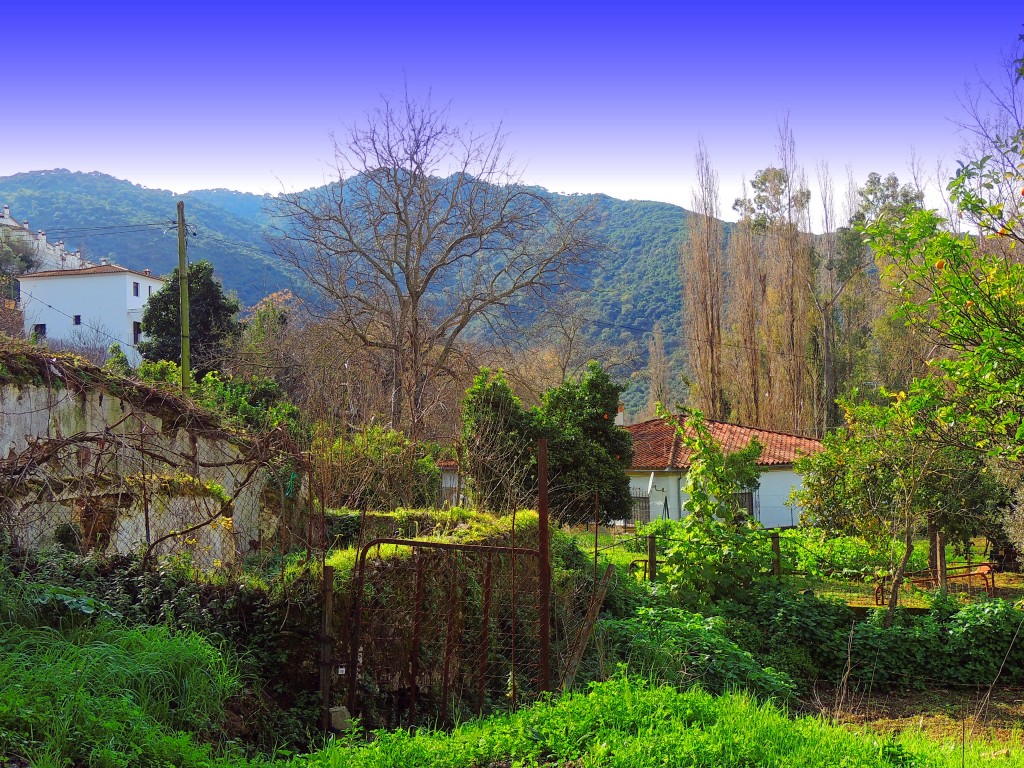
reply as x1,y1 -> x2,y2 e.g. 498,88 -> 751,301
301,675 -> 1001,768
0,621 -> 244,767
660,515 -> 773,607
780,528 -> 929,579
713,583 -> 855,685
596,606 -> 795,700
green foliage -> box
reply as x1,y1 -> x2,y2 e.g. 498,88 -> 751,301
102,342 -> 133,376
0,228 -> 35,300
136,359 -> 302,435
713,583 -> 855,685
461,362 -> 634,524
0,551 -> 324,757
197,370 -> 302,435
713,579 -> 1024,692
461,368 -> 537,511
795,394 -> 1007,555
322,426 -> 441,510
139,259 -> 241,372
301,674 -> 1007,768
657,410 -> 768,606
0,579 -> 249,768
779,528 -> 929,580
597,606 -> 795,699
536,361 -> 635,524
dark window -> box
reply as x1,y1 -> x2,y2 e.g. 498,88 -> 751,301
32,323 -> 46,339
133,322 -> 142,345
733,491 -> 755,517
148,285 -> 152,297
630,488 -> 651,525
132,282 -> 140,297
73,315 -> 82,325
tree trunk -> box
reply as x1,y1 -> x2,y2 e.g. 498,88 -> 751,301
885,529 -> 915,628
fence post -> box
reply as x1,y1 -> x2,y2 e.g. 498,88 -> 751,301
647,534 -> 657,582
770,531 -> 782,577
537,439 -> 551,693
319,565 -> 335,730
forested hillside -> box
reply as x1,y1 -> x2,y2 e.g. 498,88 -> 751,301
0,170 -> 693,343
0,171 -> 291,306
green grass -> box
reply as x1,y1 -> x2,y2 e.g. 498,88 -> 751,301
303,675 -> 1024,767
0,572 -> 273,768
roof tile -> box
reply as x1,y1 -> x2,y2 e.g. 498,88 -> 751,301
625,416 -> 822,469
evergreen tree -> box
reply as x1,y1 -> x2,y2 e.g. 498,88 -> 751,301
138,260 -> 240,372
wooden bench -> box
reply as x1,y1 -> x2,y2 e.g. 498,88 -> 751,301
874,563 -> 996,605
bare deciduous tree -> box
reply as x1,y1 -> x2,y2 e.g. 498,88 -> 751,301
273,95 -> 597,439
680,140 -> 725,419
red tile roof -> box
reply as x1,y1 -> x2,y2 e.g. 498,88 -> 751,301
23,264 -> 163,281
625,416 -> 822,470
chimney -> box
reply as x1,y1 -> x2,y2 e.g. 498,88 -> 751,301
143,268 -> 151,276
615,402 -> 625,426
99,258 -> 109,266
38,230 -> 46,245
2,205 -> 8,218
22,220 -> 29,230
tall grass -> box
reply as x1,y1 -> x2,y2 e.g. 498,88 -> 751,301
0,566 -> 266,768
306,676 -> 1024,767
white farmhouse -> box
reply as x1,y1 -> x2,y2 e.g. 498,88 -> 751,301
624,417 -> 822,529
18,264 -> 164,366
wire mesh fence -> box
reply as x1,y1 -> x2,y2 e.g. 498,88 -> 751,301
0,355 -> 309,573
344,539 -> 544,728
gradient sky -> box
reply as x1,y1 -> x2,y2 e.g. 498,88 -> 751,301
5,2 -> 1023,223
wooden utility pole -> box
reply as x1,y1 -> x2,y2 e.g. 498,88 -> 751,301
177,201 -> 190,390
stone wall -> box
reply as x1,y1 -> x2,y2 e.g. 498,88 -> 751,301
0,358 -> 298,565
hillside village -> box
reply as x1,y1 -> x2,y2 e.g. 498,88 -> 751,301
3,39 -> 1024,768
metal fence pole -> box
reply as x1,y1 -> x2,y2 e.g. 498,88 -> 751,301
319,565 -> 335,730
537,439 -> 551,693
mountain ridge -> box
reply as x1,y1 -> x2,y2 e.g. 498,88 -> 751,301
0,169 -> 697,383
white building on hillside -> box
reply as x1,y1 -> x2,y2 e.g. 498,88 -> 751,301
18,264 -> 165,366
0,204 -> 87,271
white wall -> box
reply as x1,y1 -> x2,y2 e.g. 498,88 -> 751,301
755,468 -> 803,528
627,466 -> 804,528
19,272 -> 163,365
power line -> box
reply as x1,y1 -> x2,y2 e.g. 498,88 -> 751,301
17,287 -> 135,351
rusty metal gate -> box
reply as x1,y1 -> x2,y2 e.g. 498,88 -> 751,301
346,538 -> 546,727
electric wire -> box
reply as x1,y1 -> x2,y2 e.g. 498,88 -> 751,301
18,287 -> 136,351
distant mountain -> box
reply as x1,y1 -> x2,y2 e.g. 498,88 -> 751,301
0,170 -> 291,306
0,170 -> 697,375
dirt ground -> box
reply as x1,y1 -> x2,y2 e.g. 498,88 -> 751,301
799,684 -> 1024,743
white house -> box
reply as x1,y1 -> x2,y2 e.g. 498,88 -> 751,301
624,417 -> 823,529
18,264 -> 165,366
0,204 -> 87,271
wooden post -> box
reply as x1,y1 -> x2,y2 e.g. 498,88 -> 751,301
537,439 -> 551,693
770,531 -> 782,577
176,201 -> 190,390
938,531 -> 948,591
320,565 -> 335,730
647,534 -> 657,582
593,492 -> 600,586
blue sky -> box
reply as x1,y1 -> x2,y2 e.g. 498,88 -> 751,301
6,2 -> 1023,221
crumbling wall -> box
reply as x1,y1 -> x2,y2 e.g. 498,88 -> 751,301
0,350 -> 300,566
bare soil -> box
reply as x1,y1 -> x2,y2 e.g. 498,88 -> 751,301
799,684 -> 1024,743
